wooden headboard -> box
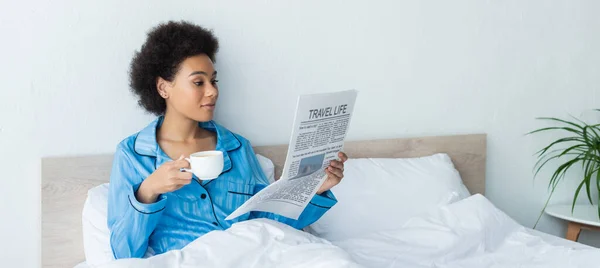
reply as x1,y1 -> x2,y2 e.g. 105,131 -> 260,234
41,134 -> 486,268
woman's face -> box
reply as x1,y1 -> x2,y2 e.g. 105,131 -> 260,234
161,54 -> 219,122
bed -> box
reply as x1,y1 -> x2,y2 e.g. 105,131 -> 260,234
42,133 -> 598,268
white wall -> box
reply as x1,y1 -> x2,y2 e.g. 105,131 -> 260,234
2,0 -> 600,266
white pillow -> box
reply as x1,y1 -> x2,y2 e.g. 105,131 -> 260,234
255,153 -> 275,183
306,153 -> 471,241
82,183 -> 115,266
82,154 -> 275,265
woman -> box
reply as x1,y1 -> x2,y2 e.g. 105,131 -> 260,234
107,21 -> 348,259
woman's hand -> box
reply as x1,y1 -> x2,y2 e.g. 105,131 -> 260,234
136,155 -> 193,203
316,152 -> 348,195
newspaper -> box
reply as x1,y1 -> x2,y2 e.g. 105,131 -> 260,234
225,90 -> 357,220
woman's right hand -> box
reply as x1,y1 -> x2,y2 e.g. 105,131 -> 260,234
135,155 -> 193,203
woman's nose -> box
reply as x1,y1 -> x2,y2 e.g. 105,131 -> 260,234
205,83 -> 218,97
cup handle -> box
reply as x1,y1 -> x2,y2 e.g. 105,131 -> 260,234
181,158 -> 192,173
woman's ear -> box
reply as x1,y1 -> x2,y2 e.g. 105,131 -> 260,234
156,77 -> 170,99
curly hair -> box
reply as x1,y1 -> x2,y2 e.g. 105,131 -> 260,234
129,21 -> 219,115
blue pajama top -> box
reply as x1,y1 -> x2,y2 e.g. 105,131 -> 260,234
106,116 -> 337,259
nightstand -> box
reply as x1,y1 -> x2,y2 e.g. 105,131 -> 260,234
545,204 -> 600,241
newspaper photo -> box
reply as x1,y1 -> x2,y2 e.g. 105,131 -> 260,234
225,89 -> 357,220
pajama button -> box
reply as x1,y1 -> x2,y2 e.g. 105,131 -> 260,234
201,194 -> 206,199
212,222 -> 218,226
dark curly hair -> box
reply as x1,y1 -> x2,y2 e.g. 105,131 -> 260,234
129,21 -> 219,115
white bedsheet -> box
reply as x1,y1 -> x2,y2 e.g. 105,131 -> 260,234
335,194 -> 600,268
93,194 -> 599,268
526,228 -> 592,249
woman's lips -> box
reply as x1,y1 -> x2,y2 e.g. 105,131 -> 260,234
201,104 -> 216,110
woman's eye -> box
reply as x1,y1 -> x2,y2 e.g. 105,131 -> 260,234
211,79 -> 219,85
194,81 -> 204,86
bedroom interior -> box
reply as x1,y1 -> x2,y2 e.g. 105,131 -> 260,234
2,1 -> 600,267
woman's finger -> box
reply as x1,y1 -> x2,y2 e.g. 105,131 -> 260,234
325,168 -> 335,179
329,160 -> 344,170
171,158 -> 191,169
176,171 -> 193,181
327,166 -> 344,179
338,152 -> 348,163
176,178 -> 192,185
325,169 -> 342,187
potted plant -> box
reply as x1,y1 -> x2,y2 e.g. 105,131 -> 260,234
528,113 -> 600,228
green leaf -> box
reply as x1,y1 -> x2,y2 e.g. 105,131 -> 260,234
527,126 -> 584,136
535,137 -> 587,157
561,144 -> 589,155
585,124 -> 600,156
572,179 -> 587,214
549,157 -> 581,190
583,126 -> 594,147
536,117 -> 585,131
534,149 -> 587,182
581,151 -> 600,163
598,201 -> 600,222
596,173 -> 600,220
550,169 -> 568,192
533,148 -> 561,170
568,114 -> 589,128
534,151 -> 565,178
597,171 -> 600,220
596,167 -> 600,195
534,151 -> 581,179
586,124 -> 600,139
534,182 -> 559,229
583,161 -> 596,205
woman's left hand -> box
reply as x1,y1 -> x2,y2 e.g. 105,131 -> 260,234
317,152 -> 348,194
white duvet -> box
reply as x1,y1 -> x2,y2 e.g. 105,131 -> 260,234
98,219 -> 360,268
97,195 -> 600,268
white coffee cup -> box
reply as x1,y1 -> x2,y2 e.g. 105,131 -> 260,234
181,150 -> 224,180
